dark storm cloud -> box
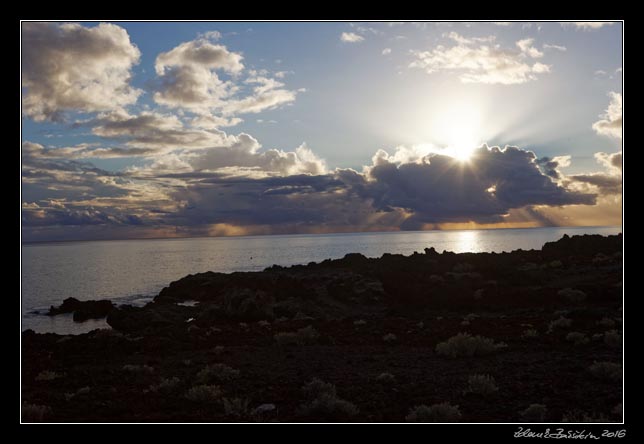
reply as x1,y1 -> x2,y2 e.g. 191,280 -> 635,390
361,146 -> 594,224
22,143 -> 599,240
22,206 -> 144,227
163,145 -> 595,230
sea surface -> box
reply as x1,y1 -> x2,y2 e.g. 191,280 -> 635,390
21,226 -> 621,334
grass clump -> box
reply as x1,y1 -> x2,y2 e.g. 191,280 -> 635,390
520,404 -> 547,422
274,325 -> 320,346
222,397 -> 250,419
185,384 -> 222,403
22,403 -> 52,422
464,374 -> 498,396
196,363 -> 240,384
589,361 -> 622,382
435,332 -> 506,357
566,332 -> 589,345
406,403 -> 462,422
298,378 -> 358,421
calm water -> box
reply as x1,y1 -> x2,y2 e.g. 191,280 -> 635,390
21,226 -> 621,334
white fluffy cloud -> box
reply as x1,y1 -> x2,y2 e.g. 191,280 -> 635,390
382,48 -> 392,55
22,22 -> 141,122
410,32 -> 551,84
340,32 -> 364,43
592,92 -> 622,139
153,39 -> 243,111
134,134 -> 326,178
153,38 -> 298,118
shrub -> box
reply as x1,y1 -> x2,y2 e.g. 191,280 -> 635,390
416,321 -> 424,329
35,370 -> 62,381
196,363 -> 240,384
460,320 -> 470,326
299,378 -> 358,421
597,317 -> 616,327
22,403 -> 51,422
302,378 -> 337,399
353,319 -> 367,326
274,325 -> 320,346
185,384 -> 222,403
435,333 -> 507,358
251,403 -> 277,421
149,377 -> 181,394
603,330 -> 622,348
562,409 -> 611,422
406,403 -> 461,422
473,289 -> 485,300
547,316 -> 572,333
293,312 -> 314,321
566,332 -> 589,345
463,313 -> 479,321
298,394 -> 359,421
122,364 -> 154,374
522,329 -> 539,338
589,361 -> 621,382
65,386 -> 91,401
222,397 -> 250,418
464,374 -> 498,395
375,373 -> 396,384
257,320 -> 271,327
383,333 -> 397,343
558,288 -> 587,303
521,404 -> 547,422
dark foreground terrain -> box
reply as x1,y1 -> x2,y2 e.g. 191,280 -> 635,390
22,234 -> 623,423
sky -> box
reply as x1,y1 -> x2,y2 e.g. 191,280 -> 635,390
21,21 -> 623,242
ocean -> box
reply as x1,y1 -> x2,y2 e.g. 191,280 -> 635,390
21,226 -> 621,334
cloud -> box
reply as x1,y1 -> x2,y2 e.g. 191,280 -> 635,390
90,110 -> 231,151
565,22 -> 615,30
409,33 -> 551,84
197,30 -> 222,41
516,38 -> 544,58
221,76 -> 297,114
537,155 -> 571,179
153,38 -> 298,118
565,150 -> 622,196
360,145 -> 594,227
23,138 -> 601,241
543,44 -> 567,52
340,32 -> 364,43
133,136 -> 327,178
153,39 -> 243,111
22,22 -> 141,122
592,92 -> 622,139
382,48 -> 392,55
595,151 -> 622,172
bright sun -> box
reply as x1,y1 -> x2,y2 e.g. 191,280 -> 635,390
428,104 -> 484,161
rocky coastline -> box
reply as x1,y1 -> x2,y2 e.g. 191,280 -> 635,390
22,234 -> 623,423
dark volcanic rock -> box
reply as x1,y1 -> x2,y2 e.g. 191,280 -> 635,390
542,233 -> 622,258
48,297 -> 115,322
